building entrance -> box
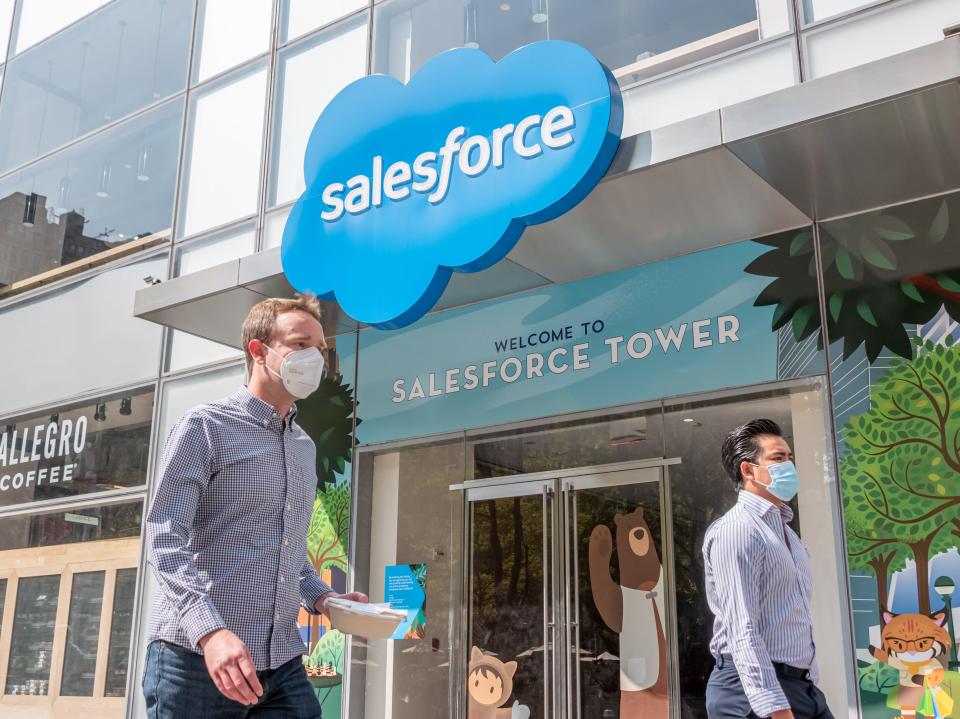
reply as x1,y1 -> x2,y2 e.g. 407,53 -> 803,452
466,461 -> 679,719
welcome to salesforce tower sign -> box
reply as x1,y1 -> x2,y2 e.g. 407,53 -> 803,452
282,41 -> 623,329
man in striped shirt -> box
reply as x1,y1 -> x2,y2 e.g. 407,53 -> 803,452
703,419 -> 833,719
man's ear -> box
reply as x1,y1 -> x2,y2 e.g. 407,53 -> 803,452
248,339 -> 266,365
739,460 -> 754,484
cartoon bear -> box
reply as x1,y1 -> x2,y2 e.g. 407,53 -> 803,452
468,647 -> 531,719
589,505 -> 669,719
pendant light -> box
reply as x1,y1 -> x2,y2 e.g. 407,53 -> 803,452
464,1 -> 480,48
532,0 -> 548,23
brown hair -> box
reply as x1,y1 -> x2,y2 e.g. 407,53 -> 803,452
241,294 -> 322,372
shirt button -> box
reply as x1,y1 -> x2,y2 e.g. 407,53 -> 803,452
283,539 -> 289,546
279,575 -> 285,583
275,611 -> 280,619
286,504 -> 291,512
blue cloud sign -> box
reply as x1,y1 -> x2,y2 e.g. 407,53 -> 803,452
281,41 -> 623,329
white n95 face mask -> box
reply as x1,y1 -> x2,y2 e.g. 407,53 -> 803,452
264,344 -> 325,399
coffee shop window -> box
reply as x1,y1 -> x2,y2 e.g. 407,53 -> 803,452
0,499 -> 143,710
0,385 -> 155,510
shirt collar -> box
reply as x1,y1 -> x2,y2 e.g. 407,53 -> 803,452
737,488 -> 794,523
231,386 -> 298,428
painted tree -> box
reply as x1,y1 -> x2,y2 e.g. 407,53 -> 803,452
844,509 -> 909,618
841,338 -> 960,613
306,480 -> 351,575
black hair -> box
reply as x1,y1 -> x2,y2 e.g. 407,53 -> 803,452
721,418 -> 783,488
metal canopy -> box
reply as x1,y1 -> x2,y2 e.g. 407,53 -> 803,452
134,36 -> 960,347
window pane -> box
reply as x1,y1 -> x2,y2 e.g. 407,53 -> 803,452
622,37 -> 796,135
174,224 -> 256,276
0,0 -> 15,61
263,206 -> 291,249
804,0 -> 879,23
13,0 -> 108,55
0,386 -> 154,508
180,64 -> 267,238
0,254 -> 166,416
0,0 -> 192,173
4,574 -> 60,695
60,570 -> 105,696
104,568 -> 137,697
0,578 -> 7,634
0,100 -> 181,290
269,16 -> 368,207
194,0 -> 273,83
281,0 -> 367,43
802,0 -> 959,79
0,501 -> 143,552
373,0 -> 786,84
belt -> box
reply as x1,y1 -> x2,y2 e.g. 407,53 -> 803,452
717,654 -> 811,680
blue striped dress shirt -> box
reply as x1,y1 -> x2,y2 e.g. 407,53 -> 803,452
703,490 -> 818,717
146,387 -> 332,671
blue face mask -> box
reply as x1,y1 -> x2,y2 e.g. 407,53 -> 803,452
750,460 -> 799,501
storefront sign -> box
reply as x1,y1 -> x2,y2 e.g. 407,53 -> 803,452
282,41 -> 623,329
0,417 -> 86,492
347,240 -> 793,444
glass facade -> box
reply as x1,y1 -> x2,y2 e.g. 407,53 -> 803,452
0,0 -> 954,717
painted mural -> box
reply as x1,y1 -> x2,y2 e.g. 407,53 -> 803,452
295,370 -> 361,717
589,505 -> 669,719
749,192 -> 960,719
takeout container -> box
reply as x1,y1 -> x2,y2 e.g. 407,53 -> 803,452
325,598 -> 406,640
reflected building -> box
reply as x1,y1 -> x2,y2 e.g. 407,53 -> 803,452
0,192 -> 110,289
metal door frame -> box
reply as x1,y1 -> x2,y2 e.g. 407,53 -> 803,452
459,457 -> 681,719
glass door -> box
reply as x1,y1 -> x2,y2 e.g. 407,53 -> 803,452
464,462 -> 676,719
563,466 -> 676,719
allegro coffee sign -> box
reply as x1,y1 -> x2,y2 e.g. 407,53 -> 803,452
0,416 -> 87,492
282,41 -> 623,329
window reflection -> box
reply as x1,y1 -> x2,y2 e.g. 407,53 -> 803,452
60,570 -> 106,696
4,574 -> 60,695
180,64 -> 267,238
0,0 -> 192,173
373,0 -> 785,84
0,100 -> 182,291
270,16 -> 369,207
13,0 -> 108,55
104,568 -> 137,697
194,0 -> 273,83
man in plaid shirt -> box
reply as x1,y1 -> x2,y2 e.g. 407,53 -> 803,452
143,295 -> 366,718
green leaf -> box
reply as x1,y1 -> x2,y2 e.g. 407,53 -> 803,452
792,305 -> 816,340
789,230 -> 813,256
929,200 -> 949,243
900,281 -> 924,303
836,245 -> 856,280
874,216 -> 914,242
829,292 -> 844,322
859,236 -> 897,270
771,302 -> 793,331
936,275 -> 960,293
857,298 -> 878,327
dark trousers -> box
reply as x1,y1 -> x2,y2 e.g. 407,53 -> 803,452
706,655 -> 834,719
143,640 -> 322,719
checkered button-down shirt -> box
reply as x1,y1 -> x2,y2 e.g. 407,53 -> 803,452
146,386 -> 332,670
703,491 -> 818,717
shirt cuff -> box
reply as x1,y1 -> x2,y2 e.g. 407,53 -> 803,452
181,599 -> 226,651
300,575 -> 334,615
746,686 -> 792,718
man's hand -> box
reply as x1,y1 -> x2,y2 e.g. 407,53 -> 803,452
315,591 -> 369,617
771,710 -> 795,719
198,629 -> 263,705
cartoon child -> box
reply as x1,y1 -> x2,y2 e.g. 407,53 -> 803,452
468,647 -> 531,719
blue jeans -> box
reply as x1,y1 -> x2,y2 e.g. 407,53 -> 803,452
142,641 -> 322,719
